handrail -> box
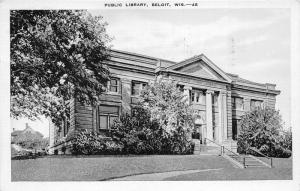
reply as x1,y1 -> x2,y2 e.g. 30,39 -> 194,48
204,138 -> 223,147
223,145 -> 240,157
204,138 -> 247,168
48,137 -> 75,149
248,147 -> 270,159
205,138 -> 245,167
204,138 -> 223,155
248,147 -> 273,168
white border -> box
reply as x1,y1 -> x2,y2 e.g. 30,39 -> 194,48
1,0 -> 299,191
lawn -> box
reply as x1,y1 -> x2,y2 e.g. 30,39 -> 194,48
11,155 -> 292,181
166,157 -> 292,180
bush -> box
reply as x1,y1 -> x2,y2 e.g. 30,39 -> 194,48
111,106 -> 194,155
237,107 -> 292,158
280,129 -> 292,151
70,130 -> 123,155
111,108 -> 160,154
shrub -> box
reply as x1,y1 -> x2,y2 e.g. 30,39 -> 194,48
279,129 -> 292,151
111,108 -> 160,154
237,107 -> 292,158
70,130 -> 123,155
111,105 -> 194,155
137,78 -> 194,154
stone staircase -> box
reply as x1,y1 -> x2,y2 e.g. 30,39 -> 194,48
221,140 -> 238,153
224,153 -> 270,168
193,138 -> 272,168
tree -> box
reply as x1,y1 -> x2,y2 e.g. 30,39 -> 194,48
237,107 -> 291,157
10,10 -> 111,125
139,77 -> 194,153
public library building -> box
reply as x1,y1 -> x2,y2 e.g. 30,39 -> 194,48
49,49 -> 280,152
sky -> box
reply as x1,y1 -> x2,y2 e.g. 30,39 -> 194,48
95,8 -> 291,127
11,8 -> 291,136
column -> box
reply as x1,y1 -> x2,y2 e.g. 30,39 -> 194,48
206,90 -> 214,141
48,118 -> 55,155
183,85 -> 192,105
244,98 -> 251,111
223,92 -> 228,140
217,92 -> 223,143
121,78 -> 132,113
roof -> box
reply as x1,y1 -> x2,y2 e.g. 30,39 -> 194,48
227,73 -> 266,87
108,49 -> 279,93
166,54 -> 232,83
11,130 -> 22,136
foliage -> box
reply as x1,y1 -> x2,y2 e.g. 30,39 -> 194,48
139,78 -> 194,153
70,79 -> 195,155
10,10 -> 111,126
111,106 -> 164,154
12,128 -> 49,150
237,107 -> 292,158
279,129 -> 292,151
70,130 -> 123,155
110,79 -> 194,155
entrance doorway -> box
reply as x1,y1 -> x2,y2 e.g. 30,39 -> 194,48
192,124 -> 202,143
193,115 -> 204,143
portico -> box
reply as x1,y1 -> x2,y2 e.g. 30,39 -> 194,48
162,54 -> 233,145
186,88 -> 229,145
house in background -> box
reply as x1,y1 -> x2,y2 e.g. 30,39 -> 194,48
49,49 -> 280,154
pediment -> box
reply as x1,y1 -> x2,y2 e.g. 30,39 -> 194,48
167,54 -> 232,83
176,61 -> 225,80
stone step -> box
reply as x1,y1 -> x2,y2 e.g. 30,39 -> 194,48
245,165 -> 266,168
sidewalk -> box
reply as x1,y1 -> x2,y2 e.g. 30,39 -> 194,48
111,168 -> 223,181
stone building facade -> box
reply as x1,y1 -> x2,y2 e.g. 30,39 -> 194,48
49,49 -> 280,153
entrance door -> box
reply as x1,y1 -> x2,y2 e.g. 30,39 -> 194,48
192,125 -> 202,143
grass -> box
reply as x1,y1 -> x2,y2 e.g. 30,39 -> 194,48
165,157 -> 293,180
11,155 -> 292,181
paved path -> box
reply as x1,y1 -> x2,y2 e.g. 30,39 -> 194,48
111,168 -> 223,181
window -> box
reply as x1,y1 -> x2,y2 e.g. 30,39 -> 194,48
63,118 -> 70,137
190,89 -> 205,104
99,105 -> 119,130
132,81 -> 147,96
250,99 -> 263,110
232,119 -> 240,140
212,94 -> 218,106
232,97 -> 244,110
108,78 -> 120,93
63,103 -> 70,137
177,85 -> 184,92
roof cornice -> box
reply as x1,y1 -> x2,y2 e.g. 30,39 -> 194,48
158,69 -> 231,84
167,54 -> 232,83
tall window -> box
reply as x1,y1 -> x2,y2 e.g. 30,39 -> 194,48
99,105 -> 119,130
212,94 -> 218,106
191,89 -> 205,104
63,103 -> 71,137
232,119 -> 240,140
63,117 -> 70,137
108,78 -> 120,93
250,99 -> 263,110
132,81 -> 147,96
232,97 -> 244,110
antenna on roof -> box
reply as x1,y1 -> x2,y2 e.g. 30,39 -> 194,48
230,37 -> 236,67
184,37 -> 193,57
184,37 -> 187,57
